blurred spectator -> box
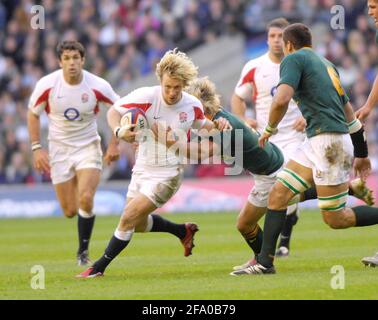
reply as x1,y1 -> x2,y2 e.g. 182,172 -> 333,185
1,0 -> 378,184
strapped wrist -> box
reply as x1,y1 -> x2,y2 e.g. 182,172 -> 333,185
264,123 -> 278,135
31,143 -> 42,152
350,126 -> 368,158
348,118 -> 362,134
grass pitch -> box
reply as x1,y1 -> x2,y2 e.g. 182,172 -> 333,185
0,210 -> 378,300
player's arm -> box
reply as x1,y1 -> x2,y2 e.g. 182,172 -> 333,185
344,101 -> 371,180
107,106 -> 137,143
355,74 -> 378,121
184,138 -> 221,161
200,118 -> 232,132
94,82 -> 122,164
104,134 -> 120,165
151,124 -> 221,161
258,84 -> 294,147
27,109 -> 50,174
231,93 -> 257,128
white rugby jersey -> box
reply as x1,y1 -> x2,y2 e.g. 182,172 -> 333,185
114,86 -> 206,169
28,69 -> 120,147
234,52 -> 304,147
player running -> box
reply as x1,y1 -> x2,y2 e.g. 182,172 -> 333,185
27,41 -> 120,266
238,23 -> 378,276
77,49 -> 230,278
172,77 -> 373,274
231,18 -> 306,258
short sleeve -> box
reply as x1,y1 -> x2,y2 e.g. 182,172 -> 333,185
28,78 -> 52,115
192,105 -> 206,129
278,54 -> 304,91
93,81 -> 120,108
234,62 -> 256,101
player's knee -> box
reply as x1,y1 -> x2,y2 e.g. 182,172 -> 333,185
79,191 -> 94,210
268,184 -> 291,209
119,206 -> 140,228
62,207 -> 77,218
236,219 -> 249,234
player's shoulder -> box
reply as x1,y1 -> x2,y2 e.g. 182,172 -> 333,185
35,69 -> 61,87
129,85 -> 158,99
243,53 -> 269,70
115,86 -> 157,106
182,91 -> 203,109
282,49 -> 307,66
83,70 -> 113,88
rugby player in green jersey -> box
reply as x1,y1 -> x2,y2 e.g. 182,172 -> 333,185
154,77 -> 374,274
233,23 -> 378,276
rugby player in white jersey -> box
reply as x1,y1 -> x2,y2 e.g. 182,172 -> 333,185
231,18 -> 306,262
77,49 -> 231,278
27,41 -> 120,266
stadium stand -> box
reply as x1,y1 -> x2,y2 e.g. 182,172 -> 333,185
0,0 -> 377,184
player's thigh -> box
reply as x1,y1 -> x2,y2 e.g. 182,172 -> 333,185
270,160 -> 314,209
54,176 -> 78,217
76,168 -> 101,200
131,168 -> 183,208
237,201 -> 266,230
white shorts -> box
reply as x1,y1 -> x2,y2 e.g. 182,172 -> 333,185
293,133 -> 353,186
49,140 -> 102,184
248,166 -> 282,208
127,166 -> 184,208
274,136 -> 305,165
246,136 -> 304,208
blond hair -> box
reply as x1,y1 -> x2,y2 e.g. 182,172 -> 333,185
156,48 -> 198,87
186,77 -> 221,115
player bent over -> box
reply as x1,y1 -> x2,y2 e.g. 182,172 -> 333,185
27,41 -> 120,266
77,49 -> 230,278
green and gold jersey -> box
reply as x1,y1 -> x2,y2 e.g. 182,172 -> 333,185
213,109 -> 284,175
278,48 -> 349,138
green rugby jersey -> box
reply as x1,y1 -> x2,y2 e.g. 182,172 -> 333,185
278,48 -> 349,138
212,109 -> 283,175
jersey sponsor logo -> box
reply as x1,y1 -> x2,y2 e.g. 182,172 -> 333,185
270,86 -> 278,97
64,107 -> 82,121
81,93 -> 89,103
179,112 -> 188,123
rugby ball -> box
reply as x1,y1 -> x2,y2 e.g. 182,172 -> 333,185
120,108 -> 149,131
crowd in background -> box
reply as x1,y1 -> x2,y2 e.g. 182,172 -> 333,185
0,0 -> 377,184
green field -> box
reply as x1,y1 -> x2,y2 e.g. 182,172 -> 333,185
0,211 -> 377,300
